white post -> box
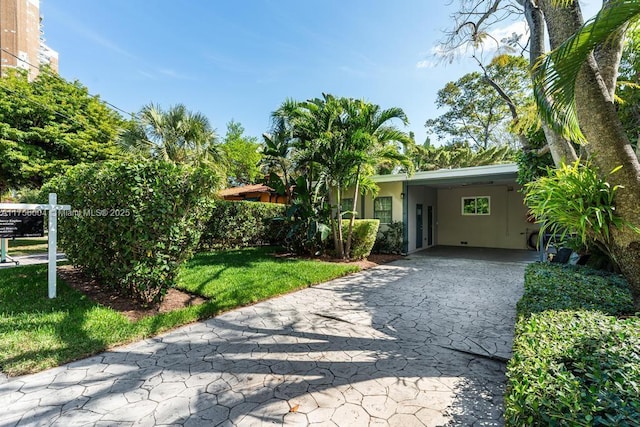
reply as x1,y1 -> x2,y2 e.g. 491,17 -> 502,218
0,238 -> 6,263
48,193 -> 57,299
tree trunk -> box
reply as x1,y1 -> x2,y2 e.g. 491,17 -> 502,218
329,186 -> 345,259
542,1 -> 640,306
524,0 -> 579,165
574,56 -> 640,306
345,167 -> 361,259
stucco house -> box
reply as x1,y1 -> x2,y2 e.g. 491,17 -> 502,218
344,163 -> 538,254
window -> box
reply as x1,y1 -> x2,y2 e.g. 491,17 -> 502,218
340,198 -> 355,219
462,196 -> 490,215
374,197 -> 393,224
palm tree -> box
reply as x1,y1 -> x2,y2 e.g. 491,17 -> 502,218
120,103 -> 223,168
532,0 -> 640,305
338,98 -> 413,258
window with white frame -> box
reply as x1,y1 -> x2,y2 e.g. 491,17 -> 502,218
461,196 -> 490,215
374,197 -> 393,223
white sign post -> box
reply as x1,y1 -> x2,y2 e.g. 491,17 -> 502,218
0,193 -> 71,298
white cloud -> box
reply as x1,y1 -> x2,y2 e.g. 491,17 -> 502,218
416,59 -> 436,69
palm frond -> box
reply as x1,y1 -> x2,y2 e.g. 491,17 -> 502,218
533,0 -> 640,142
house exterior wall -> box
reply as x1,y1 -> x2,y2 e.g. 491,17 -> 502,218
436,184 -> 533,249
347,181 -> 404,224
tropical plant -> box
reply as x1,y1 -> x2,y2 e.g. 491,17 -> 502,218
265,94 -> 411,259
524,161 -> 637,269
527,0 -> 640,305
120,103 -> 224,169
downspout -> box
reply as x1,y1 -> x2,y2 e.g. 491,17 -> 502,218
402,181 -> 409,255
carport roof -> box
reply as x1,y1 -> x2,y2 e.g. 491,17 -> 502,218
371,163 -> 518,187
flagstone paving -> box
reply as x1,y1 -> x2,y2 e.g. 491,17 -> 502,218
0,247 -> 537,426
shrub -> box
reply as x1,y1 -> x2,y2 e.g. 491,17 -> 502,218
373,221 -> 404,254
44,160 -> 219,305
341,219 -> 379,259
524,161 -> 638,268
518,263 -> 634,316
198,200 -> 286,250
505,263 -> 639,426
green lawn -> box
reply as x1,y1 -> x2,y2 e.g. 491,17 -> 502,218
6,237 -> 48,256
176,247 -> 360,309
0,247 -> 358,376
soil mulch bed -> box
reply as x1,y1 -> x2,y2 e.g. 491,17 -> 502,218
57,265 -> 207,322
57,253 -> 403,322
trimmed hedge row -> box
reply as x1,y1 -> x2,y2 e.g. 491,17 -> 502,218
44,160 -> 219,304
505,263 -> 639,426
198,200 -> 286,250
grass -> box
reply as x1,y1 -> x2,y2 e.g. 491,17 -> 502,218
176,247 -> 360,308
0,247 -> 358,376
6,237 -> 48,256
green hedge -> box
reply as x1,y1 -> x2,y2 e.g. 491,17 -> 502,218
198,200 -> 286,250
341,219 -> 379,259
505,263 -> 639,426
44,160 -> 219,304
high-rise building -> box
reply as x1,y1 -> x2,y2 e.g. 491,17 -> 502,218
0,0 -> 58,79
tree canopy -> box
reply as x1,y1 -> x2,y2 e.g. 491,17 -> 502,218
220,120 -> 262,186
425,55 -> 530,150
119,103 -> 223,169
0,68 -> 125,196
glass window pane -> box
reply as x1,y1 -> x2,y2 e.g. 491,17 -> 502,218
477,197 -> 490,214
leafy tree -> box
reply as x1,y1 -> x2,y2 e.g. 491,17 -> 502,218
425,55 -> 530,150
220,120 -> 262,186
0,68 -> 125,196
407,141 -> 517,171
120,103 -> 223,170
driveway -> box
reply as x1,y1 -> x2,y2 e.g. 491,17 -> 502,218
0,247 -> 537,426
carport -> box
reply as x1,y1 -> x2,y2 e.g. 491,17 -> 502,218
354,164 -> 540,254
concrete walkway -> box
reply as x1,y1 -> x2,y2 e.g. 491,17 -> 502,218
0,253 -> 66,268
0,247 -> 537,426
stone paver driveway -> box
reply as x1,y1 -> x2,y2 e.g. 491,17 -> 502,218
0,247 -> 536,426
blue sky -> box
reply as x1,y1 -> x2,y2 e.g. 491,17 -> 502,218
40,0 -> 601,144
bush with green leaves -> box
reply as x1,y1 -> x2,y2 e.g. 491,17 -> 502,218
44,160 -> 219,305
198,200 -> 286,250
373,221 -> 404,254
339,219 -> 379,259
524,161 -> 638,267
505,263 -> 639,426
518,263 -> 635,315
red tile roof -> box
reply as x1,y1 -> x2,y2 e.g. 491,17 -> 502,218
218,184 -> 275,197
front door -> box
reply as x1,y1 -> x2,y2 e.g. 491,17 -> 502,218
416,204 -> 423,249
427,205 -> 434,246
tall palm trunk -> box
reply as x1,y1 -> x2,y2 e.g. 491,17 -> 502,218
345,165 -> 361,259
328,186 -> 345,258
